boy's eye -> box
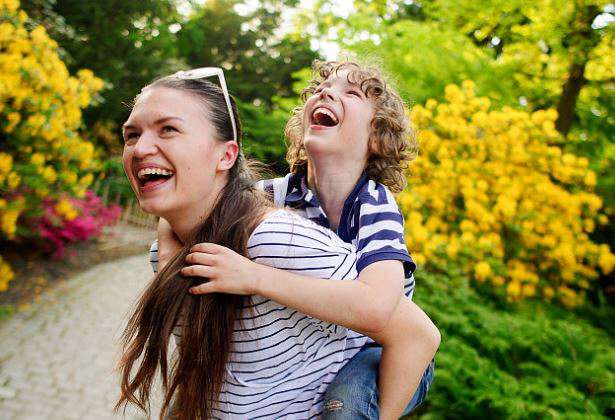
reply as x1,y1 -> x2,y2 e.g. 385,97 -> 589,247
348,90 -> 362,97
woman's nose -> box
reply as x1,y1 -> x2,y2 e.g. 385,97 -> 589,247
132,131 -> 159,158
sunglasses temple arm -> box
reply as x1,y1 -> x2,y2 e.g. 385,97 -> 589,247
218,75 -> 237,142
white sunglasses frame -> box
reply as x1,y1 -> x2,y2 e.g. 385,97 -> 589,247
172,67 -> 237,142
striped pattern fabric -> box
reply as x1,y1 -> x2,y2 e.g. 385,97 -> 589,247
152,210 -> 368,418
259,172 -> 416,298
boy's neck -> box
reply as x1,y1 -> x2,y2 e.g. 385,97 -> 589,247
307,159 -> 365,231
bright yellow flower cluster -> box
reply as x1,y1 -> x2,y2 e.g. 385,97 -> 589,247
0,254 -> 14,293
0,196 -> 24,239
400,80 -> 614,307
54,198 -> 78,221
0,1 -> 104,292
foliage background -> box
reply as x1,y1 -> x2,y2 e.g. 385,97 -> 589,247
1,0 -> 614,417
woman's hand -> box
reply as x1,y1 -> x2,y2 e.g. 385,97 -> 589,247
181,243 -> 263,295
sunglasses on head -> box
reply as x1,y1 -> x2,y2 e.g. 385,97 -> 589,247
172,67 -> 237,142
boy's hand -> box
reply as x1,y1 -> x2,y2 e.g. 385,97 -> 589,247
181,243 -> 262,295
157,217 -> 183,270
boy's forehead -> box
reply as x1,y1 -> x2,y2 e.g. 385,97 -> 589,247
324,68 -> 362,86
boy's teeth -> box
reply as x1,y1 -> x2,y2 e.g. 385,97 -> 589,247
312,107 -> 338,124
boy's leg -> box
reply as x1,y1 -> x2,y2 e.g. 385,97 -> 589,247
322,345 -> 434,420
400,358 -> 435,416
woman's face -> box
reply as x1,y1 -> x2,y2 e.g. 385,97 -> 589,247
122,86 -> 227,219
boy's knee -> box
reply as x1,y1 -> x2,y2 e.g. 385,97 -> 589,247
323,394 -> 378,420
323,382 -> 378,419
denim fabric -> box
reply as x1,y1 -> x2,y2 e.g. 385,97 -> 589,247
322,345 -> 434,419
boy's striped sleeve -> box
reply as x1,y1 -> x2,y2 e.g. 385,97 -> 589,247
355,182 -> 416,279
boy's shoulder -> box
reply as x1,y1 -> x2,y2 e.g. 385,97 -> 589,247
354,178 -> 399,210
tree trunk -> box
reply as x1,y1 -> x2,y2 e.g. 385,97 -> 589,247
555,60 -> 587,136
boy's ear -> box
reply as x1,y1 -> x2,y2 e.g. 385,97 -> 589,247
367,129 -> 382,157
217,140 -> 239,171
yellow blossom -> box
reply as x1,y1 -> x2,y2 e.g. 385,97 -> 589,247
474,261 -> 492,282
397,81 -> 614,306
54,199 -> 78,221
0,153 -> 13,173
30,153 -> 45,166
1,209 -> 20,239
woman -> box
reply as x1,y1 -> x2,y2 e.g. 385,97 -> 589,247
117,70 -> 437,419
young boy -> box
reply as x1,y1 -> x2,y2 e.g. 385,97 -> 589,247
153,60 -> 438,419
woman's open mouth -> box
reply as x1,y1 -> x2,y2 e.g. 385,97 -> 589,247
136,167 -> 175,192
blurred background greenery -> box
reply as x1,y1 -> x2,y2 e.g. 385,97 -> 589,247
1,0 -> 614,417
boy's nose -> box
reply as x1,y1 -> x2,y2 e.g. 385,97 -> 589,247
319,87 -> 337,102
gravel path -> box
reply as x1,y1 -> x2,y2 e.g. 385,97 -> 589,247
0,254 -> 161,420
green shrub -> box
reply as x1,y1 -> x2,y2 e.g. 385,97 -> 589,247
411,271 -> 615,419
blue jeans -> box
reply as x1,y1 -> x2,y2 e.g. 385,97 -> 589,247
322,344 -> 435,419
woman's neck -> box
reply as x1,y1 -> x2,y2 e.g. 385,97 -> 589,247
307,158 -> 364,231
162,177 -> 227,244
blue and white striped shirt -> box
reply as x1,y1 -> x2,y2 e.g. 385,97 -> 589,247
259,171 -> 416,298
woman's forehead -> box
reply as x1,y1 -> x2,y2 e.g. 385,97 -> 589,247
127,87 -> 207,125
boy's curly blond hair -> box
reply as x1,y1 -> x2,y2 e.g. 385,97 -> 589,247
285,60 -> 417,193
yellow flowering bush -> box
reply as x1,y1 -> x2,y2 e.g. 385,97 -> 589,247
0,0 -> 104,291
400,81 -> 615,307
0,254 -> 14,292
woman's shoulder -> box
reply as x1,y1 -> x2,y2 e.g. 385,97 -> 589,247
247,209 -> 354,257
247,209 -> 357,278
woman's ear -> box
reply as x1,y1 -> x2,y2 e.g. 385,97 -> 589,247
217,140 -> 239,171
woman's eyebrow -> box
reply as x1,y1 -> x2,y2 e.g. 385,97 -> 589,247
122,116 -> 185,131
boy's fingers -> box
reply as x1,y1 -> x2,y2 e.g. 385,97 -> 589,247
181,265 -> 215,278
190,242 -> 226,254
185,252 -> 217,266
189,282 -> 218,295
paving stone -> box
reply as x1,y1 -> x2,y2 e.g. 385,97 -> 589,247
0,254 -> 161,419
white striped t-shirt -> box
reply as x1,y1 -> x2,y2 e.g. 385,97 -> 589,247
154,209 -> 368,419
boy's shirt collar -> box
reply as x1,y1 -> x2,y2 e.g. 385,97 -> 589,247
285,171 -> 369,241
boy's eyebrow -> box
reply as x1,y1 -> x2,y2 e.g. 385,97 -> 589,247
122,116 -> 185,131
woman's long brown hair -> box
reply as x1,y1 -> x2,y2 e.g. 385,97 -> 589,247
115,77 -> 270,419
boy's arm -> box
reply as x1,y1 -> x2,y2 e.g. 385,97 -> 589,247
184,245 -> 439,418
185,243 -> 404,333
184,242 -> 438,417
368,298 -> 440,420
155,217 -> 183,272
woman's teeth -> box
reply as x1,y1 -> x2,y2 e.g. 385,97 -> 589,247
137,168 -> 174,180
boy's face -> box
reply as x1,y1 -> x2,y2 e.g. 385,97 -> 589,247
302,69 -> 374,166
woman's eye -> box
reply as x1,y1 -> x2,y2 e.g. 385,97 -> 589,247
162,125 -> 177,133
124,132 -> 139,142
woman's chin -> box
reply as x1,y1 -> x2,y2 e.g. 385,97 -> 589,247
137,197 -> 172,217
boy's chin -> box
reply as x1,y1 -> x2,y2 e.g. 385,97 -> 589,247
304,135 -> 338,154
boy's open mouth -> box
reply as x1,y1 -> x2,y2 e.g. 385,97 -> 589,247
311,107 -> 339,128
136,167 -> 175,189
